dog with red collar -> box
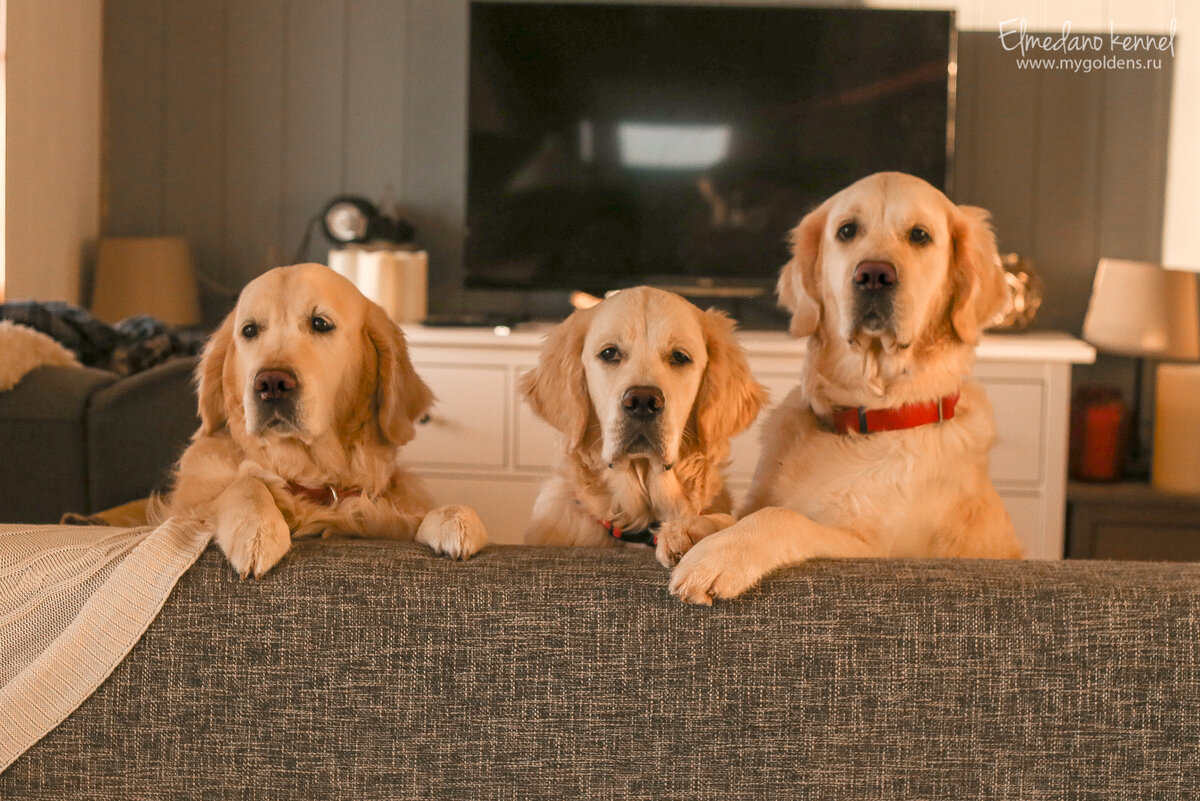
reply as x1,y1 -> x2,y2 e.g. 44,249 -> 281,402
670,173 -> 1022,604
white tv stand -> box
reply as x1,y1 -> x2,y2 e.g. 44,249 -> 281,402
401,326 -> 1095,559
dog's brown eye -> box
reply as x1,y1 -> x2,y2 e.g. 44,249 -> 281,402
909,226 -> 931,245
836,222 -> 858,241
669,350 -> 692,367
241,322 -> 258,339
599,346 -> 621,363
311,315 -> 335,333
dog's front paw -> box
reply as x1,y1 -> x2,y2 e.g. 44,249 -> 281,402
416,505 -> 488,560
668,530 -> 769,605
655,514 -> 728,568
222,512 -> 292,579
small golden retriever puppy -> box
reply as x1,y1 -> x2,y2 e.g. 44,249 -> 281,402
150,263 -> 487,577
520,286 -> 766,566
670,172 -> 1021,604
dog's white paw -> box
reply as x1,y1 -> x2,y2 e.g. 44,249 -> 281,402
222,512 -> 292,579
668,530 -> 769,605
416,505 -> 488,560
655,515 -> 723,568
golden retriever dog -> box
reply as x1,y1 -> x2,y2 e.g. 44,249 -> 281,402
150,263 -> 487,577
520,286 -> 766,566
670,172 -> 1021,604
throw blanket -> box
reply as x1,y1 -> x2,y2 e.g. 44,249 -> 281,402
0,519 -> 211,771
0,301 -> 206,377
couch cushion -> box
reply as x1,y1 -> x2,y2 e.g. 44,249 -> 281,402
87,357 -> 199,510
3,541 -> 1198,799
0,366 -> 117,522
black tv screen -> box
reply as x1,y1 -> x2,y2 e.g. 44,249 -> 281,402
466,2 -> 955,296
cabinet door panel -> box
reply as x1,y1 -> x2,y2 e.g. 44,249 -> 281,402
1000,492 -> 1047,558
513,368 -> 561,470
980,379 -> 1045,484
405,365 -> 507,468
422,475 -> 544,545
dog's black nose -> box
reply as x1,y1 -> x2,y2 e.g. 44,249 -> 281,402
853,261 -> 898,289
254,369 -> 297,401
622,386 -> 664,419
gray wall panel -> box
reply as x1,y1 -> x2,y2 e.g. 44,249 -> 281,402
952,26 -> 980,206
403,0 -> 469,314
102,0 -> 166,235
224,0 -> 286,295
162,0 -> 227,287
101,8 -> 1173,337
282,1 -> 349,266
960,32 -> 1042,258
1098,68 -> 1172,264
1031,64 -> 1103,334
347,0 -> 410,199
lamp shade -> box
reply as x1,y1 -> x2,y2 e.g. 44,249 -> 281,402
91,236 -> 201,326
1082,258 -> 1200,361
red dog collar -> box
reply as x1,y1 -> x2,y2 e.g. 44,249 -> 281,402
598,518 -> 657,546
286,481 -> 363,506
829,393 -> 959,435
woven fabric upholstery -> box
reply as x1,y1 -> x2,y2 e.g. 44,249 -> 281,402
3,539 -> 1198,799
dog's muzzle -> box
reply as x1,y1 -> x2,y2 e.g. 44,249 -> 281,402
252,368 -> 300,431
615,385 -> 665,458
852,260 -> 897,336
622,386 -> 663,419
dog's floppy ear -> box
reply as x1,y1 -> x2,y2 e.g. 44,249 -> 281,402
196,311 -> 235,435
367,303 -> 434,446
695,309 -> 767,449
519,307 -> 593,450
778,202 -> 829,338
949,204 -> 1008,345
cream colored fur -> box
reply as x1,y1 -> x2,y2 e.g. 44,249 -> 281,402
0,321 -> 80,392
520,287 -> 766,566
670,172 -> 1020,604
149,263 -> 487,578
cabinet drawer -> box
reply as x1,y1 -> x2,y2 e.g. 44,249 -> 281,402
404,365 -> 507,468
980,379 -> 1045,485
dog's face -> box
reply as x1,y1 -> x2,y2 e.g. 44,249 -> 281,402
581,289 -> 708,464
230,265 -> 369,437
778,172 -> 1007,349
196,263 -> 432,448
521,287 -> 764,467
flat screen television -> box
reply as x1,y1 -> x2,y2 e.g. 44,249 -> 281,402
453,1 -> 955,323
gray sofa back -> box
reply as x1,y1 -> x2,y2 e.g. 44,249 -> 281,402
0,358 -> 198,522
4,540 -> 1198,799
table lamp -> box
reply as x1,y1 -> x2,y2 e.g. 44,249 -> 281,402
1081,258 -> 1200,492
91,236 -> 201,327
